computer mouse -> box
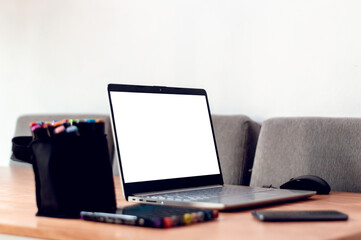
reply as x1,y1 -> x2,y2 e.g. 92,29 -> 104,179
280,175 -> 331,194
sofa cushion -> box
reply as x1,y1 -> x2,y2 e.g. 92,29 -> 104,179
250,117 -> 361,192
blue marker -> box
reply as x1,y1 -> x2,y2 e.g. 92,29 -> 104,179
66,125 -> 80,136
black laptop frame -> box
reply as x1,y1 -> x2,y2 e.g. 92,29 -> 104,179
107,84 -> 224,198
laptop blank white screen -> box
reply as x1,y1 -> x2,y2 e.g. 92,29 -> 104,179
110,91 -> 220,183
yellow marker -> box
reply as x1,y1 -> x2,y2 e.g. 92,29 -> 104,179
183,213 -> 192,225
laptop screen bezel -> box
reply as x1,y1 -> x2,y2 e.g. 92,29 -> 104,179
107,83 -> 224,197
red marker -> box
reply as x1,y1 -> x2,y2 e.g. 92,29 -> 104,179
163,217 -> 173,228
29,122 -> 38,127
212,210 -> 219,219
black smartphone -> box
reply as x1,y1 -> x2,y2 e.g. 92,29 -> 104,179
252,210 -> 348,222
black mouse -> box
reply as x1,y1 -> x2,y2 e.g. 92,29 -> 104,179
280,175 -> 331,194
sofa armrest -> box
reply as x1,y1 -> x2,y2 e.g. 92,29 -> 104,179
212,115 -> 260,185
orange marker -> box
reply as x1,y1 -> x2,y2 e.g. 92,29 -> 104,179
52,121 -> 63,127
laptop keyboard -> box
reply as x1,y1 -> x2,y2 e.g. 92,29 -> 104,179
141,186 -> 272,202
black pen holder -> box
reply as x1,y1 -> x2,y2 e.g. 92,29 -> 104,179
31,135 -> 116,218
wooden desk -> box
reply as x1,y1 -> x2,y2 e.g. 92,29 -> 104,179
0,167 -> 360,240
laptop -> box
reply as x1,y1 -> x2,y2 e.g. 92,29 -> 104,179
107,83 -> 315,210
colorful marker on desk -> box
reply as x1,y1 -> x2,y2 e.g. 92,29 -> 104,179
183,213 -> 192,225
191,212 -> 199,223
171,215 -> 181,226
163,217 -> 173,228
196,211 -> 204,222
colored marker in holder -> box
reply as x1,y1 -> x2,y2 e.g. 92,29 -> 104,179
30,119 -> 106,139
66,125 -> 80,136
31,124 -> 49,140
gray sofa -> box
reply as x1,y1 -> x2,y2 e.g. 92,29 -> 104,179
10,114 -> 261,186
11,114 -> 361,192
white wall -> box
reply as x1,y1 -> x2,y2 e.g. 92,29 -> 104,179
1,0 -> 361,166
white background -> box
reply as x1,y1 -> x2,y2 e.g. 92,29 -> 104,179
1,0 -> 361,166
